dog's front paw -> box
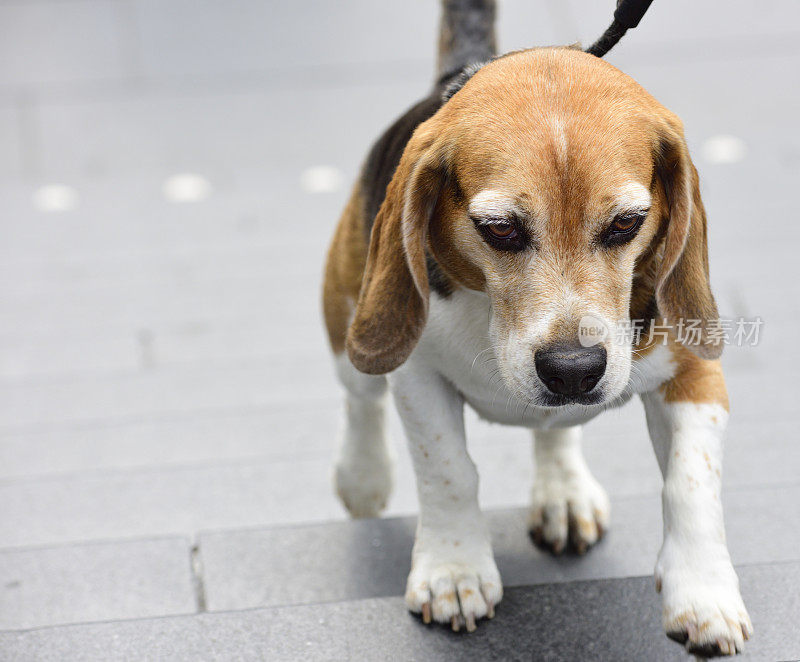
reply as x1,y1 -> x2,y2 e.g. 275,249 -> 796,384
405,539 -> 502,632
528,470 -> 610,554
661,586 -> 751,657
657,550 -> 752,656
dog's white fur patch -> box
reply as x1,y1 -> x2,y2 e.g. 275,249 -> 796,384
331,286 -> 749,643
642,393 -> 752,653
467,189 -> 519,222
550,115 -> 568,166
614,181 -> 652,216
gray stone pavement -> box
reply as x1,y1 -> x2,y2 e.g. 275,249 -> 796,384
196,488 -> 800,614
2,562 -> 799,662
0,0 -> 799,658
0,537 -> 196,630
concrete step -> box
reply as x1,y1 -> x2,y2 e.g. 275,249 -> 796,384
0,537 -> 196,631
1,561 -> 797,661
195,488 -> 800,614
3,491 -> 799,637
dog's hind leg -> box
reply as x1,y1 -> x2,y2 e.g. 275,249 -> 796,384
331,354 -> 395,518
323,184 -> 394,518
528,425 -> 610,554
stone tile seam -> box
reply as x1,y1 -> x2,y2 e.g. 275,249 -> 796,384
0,436 -> 795,487
0,447 -> 330,485
0,534 -> 194,556
190,543 -> 207,614
188,478 -> 800,538
0,397 -> 337,438
0,30 -> 796,110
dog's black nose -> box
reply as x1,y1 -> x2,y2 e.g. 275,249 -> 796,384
534,343 -> 607,396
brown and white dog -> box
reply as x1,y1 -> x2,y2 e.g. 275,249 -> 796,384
323,1 -> 751,655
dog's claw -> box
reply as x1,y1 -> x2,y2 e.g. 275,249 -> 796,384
529,475 -> 610,556
486,601 -> 495,619
596,521 -> 605,539
465,613 -> 477,632
405,557 -> 502,633
421,602 -> 431,624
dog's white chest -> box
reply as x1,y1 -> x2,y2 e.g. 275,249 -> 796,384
411,291 -> 599,427
409,289 -> 674,428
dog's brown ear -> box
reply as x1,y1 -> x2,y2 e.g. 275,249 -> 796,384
346,127 -> 445,374
654,116 -> 722,359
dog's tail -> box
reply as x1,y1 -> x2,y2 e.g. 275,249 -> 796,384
437,0 -> 497,84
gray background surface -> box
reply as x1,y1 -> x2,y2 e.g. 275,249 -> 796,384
0,1 -> 798,659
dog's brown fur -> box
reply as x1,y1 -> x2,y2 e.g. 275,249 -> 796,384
323,183 -> 370,354
324,47 -> 723,403
663,343 -> 729,410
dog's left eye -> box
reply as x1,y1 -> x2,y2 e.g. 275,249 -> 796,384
603,212 -> 647,246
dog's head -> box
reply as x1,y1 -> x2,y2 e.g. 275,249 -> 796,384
347,48 -> 719,407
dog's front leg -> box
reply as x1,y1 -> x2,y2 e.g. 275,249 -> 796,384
528,425 -> 610,554
641,357 -> 751,656
390,364 -> 501,632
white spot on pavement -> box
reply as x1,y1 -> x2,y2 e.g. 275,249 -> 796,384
32,184 -> 79,212
701,135 -> 746,164
162,173 -> 212,203
301,165 -> 344,193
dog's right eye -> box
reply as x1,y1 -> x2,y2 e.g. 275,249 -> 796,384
473,217 -> 529,252
485,221 -> 516,239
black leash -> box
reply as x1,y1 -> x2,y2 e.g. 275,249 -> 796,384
586,0 -> 655,58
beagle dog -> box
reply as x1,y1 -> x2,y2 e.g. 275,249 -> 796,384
322,1 -> 751,655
